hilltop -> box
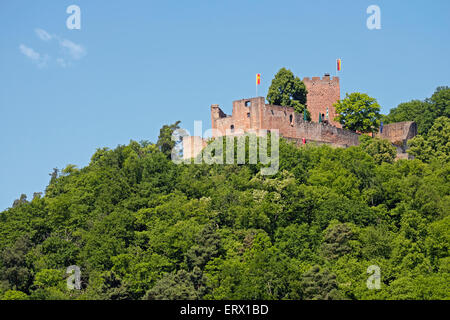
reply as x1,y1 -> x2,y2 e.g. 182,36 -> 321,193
0,87 -> 449,300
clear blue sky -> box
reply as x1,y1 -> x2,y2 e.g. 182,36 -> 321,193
1,0 -> 449,210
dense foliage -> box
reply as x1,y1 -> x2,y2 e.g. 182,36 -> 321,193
384,86 -> 450,135
1,131 -> 448,300
408,116 -> 450,163
334,92 -> 382,133
267,68 -> 310,118
1,89 -> 449,300
359,135 -> 397,165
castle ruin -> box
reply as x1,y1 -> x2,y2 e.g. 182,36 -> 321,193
183,74 -> 417,160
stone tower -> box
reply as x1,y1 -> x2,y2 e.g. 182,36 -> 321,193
302,75 -> 341,127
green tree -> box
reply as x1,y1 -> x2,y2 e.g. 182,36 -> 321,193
384,86 -> 449,135
0,115 -> 448,301
98,271 -> 131,300
408,116 -> 450,162
300,266 -> 343,300
359,135 -> 397,164
1,290 -> 28,300
185,224 -> 221,270
33,269 -> 62,288
360,225 -> 393,259
429,86 -> 450,120
12,194 -> 28,208
322,223 -> 354,260
156,121 -> 181,158
425,216 -> 450,269
204,231 -> 299,300
30,269 -> 69,300
384,100 -> 433,135
144,269 -> 205,300
0,236 -> 33,292
334,92 -> 381,133
267,68 -> 310,117
386,274 -> 450,300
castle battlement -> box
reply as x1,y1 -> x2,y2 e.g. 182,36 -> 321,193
182,75 -> 417,160
302,75 -> 340,127
302,75 -> 339,84
209,95 -> 360,149
210,74 -> 342,137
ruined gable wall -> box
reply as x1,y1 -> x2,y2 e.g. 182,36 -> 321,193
211,97 -> 360,146
211,97 -> 265,137
375,121 -> 417,150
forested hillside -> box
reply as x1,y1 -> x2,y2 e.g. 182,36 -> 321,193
0,89 -> 449,300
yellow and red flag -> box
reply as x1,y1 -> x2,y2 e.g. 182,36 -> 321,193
337,59 -> 342,71
256,73 -> 261,85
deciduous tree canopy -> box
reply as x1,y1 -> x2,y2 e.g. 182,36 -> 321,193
384,86 -> 450,135
334,92 -> 382,133
267,68 -> 310,118
0,90 -> 449,301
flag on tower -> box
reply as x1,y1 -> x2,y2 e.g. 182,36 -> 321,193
337,59 -> 342,72
256,73 -> 261,85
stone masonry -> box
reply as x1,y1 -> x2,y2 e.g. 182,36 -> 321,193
211,96 -> 360,147
375,121 -> 418,158
303,75 -> 341,127
182,75 -> 417,160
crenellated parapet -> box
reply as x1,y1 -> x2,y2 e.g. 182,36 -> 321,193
302,75 -> 341,127
208,95 -> 360,148
183,76 -> 417,160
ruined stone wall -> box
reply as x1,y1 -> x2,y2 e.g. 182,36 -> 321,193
303,75 -> 341,127
293,121 -> 360,147
185,84 -> 418,159
259,104 -> 359,146
211,74 -> 341,134
211,97 -> 359,147
260,103 -> 296,137
375,121 -> 417,151
211,97 -> 266,137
